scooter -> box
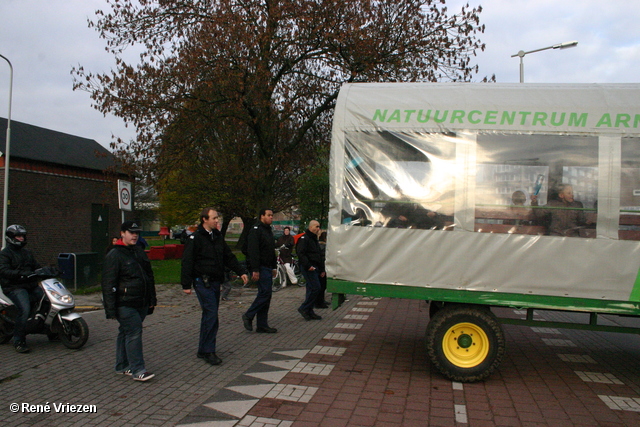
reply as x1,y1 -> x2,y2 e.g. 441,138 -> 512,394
0,266 -> 89,349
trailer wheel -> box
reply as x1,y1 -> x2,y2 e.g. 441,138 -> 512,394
428,301 -> 444,319
425,306 -> 505,382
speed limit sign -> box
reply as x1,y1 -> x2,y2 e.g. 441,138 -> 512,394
118,180 -> 132,211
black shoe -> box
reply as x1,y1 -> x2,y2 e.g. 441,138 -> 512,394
315,302 -> 329,309
309,312 -> 322,320
298,308 -> 312,321
242,314 -> 253,331
203,353 -> 222,365
256,326 -> 278,333
197,352 -> 205,359
14,341 -> 30,353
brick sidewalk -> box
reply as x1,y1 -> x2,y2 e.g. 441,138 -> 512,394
0,284 -> 359,427
181,298 -> 640,427
3,284 -> 640,426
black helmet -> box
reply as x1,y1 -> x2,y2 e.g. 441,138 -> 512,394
6,224 -> 27,247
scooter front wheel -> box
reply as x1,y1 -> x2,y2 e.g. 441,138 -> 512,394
0,320 -> 13,344
56,317 -> 89,349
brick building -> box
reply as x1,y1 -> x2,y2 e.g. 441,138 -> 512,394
0,117 -> 131,266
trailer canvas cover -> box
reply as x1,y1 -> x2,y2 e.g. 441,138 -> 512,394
327,83 -> 640,306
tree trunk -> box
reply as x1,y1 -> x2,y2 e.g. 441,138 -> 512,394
220,216 -> 231,237
236,216 -> 256,251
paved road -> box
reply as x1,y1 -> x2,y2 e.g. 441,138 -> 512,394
2,283 -> 640,426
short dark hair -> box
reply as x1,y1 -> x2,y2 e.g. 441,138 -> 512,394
259,208 -> 273,217
284,226 -> 290,231
558,183 -> 572,193
200,207 -> 216,224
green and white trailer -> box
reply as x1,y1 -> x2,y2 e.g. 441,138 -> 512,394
326,82 -> 640,382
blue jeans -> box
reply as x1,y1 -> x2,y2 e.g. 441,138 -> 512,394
299,269 -> 321,314
244,266 -> 273,328
115,306 -> 148,375
6,286 -> 44,343
194,278 -> 221,354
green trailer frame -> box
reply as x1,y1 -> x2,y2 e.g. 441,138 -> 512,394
329,278 -> 640,334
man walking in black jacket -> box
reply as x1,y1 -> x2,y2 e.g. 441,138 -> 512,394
102,221 -> 157,381
296,220 -> 324,321
242,208 -> 278,333
182,208 -> 248,365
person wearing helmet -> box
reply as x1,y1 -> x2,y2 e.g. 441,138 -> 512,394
0,225 -> 42,353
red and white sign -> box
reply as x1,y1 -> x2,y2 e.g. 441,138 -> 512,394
118,180 -> 132,211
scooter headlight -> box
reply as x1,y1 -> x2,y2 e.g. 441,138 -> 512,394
49,290 -> 74,304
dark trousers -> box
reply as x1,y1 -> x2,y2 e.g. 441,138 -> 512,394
115,305 -> 148,375
6,286 -> 43,343
315,273 -> 327,306
194,278 -> 221,354
299,269 -> 321,314
244,266 -> 272,328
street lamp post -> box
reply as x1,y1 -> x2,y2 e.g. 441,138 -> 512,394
511,41 -> 578,83
0,54 -> 13,249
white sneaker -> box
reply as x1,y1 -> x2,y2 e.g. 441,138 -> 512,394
132,372 -> 155,381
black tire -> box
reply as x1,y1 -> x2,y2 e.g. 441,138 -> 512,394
272,267 -> 285,292
428,301 -> 443,319
293,263 -> 306,287
0,306 -> 16,344
57,317 -> 89,349
0,320 -> 13,344
425,305 -> 505,383
296,273 -> 306,287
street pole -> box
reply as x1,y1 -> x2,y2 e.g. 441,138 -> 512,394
511,41 -> 578,83
0,54 -> 13,249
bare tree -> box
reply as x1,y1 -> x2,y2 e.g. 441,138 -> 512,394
72,0 -> 490,234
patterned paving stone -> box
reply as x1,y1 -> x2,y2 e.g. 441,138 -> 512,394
272,350 -> 309,359
599,395 -> 640,412
261,359 -> 300,370
343,314 -> 369,320
323,332 -> 356,341
334,322 -> 363,329
531,327 -> 562,334
455,404 -> 468,423
575,371 -> 624,385
310,345 -> 346,356
226,384 -> 278,399
558,354 -> 597,364
245,370 -> 290,383
264,384 -> 318,403
291,362 -> 334,376
236,415 -> 293,426
541,338 -> 577,347
204,400 -> 260,419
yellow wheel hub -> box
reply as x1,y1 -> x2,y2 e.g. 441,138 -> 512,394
442,322 -> 489,368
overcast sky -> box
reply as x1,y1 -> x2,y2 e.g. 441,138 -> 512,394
1,0 -> 639,150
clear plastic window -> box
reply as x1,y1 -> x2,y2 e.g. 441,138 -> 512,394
620,137 -> 640,240
475,135 -> 598,237
341,131 -> 601,238
342,131 -> 456,229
